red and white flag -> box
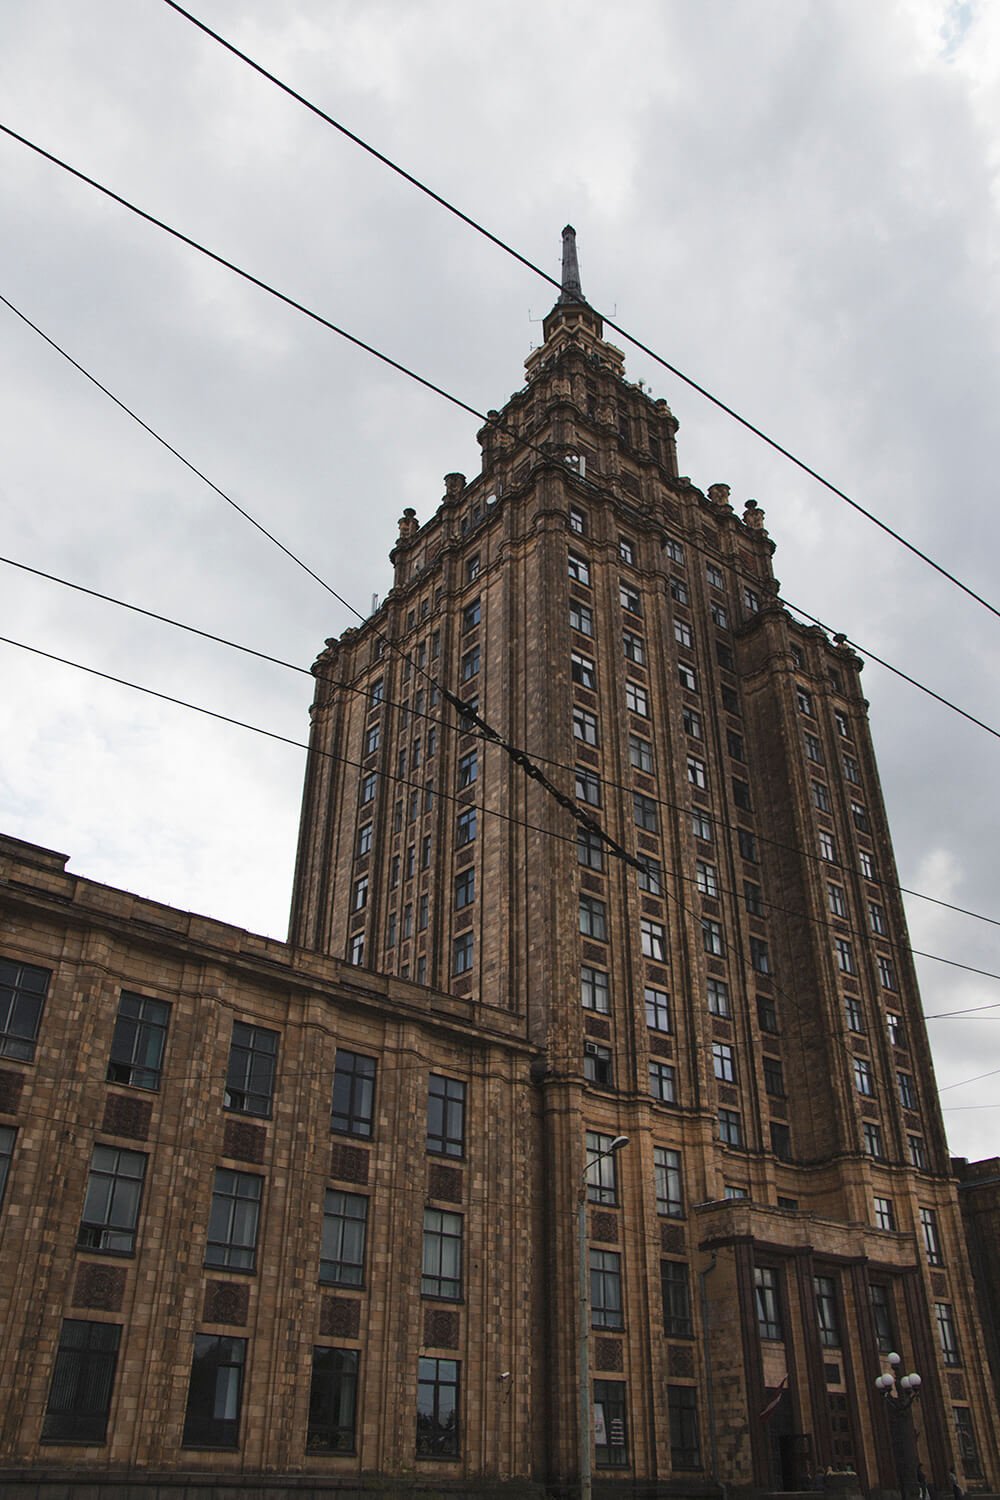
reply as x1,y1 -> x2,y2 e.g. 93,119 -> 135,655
759,1374 -> 789,1424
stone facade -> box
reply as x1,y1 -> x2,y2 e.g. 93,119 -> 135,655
1,241 -> 998,1495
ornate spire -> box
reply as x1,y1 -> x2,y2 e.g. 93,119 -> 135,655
557,224 -> 585,304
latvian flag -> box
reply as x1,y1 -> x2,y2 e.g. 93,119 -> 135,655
760,1374 -> 789,1424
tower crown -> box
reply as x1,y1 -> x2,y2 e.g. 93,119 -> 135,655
542,224 -> 603,342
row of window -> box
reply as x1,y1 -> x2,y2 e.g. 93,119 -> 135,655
861,1119 -> 928,1169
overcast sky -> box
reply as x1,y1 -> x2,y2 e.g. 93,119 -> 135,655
1,0 -> 998,1161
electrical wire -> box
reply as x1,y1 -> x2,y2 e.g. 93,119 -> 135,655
159,0 -> 1000,628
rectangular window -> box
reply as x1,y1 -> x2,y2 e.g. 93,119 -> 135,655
569,507 -> 586,535
853,1058 -> 874,1096
594,1378 -> 629,1468
623,629 -> 645,664
625,680 -> 648,716
357,822 -> 373,857
574,707 -> 599,746
707,978 -> 730,1017
796,685 -> 814,715
919,1205 -> 943,1264
859,849 -> 876,879
422,1209 -> 462,1299
649,1061 -> 676,1102
828,883 -> 847,917
702,919 -> 724,956
655,1147 -> 683,1217
687,756 -> 707,789
42,1319 -> 121,1444
744,587 -> 760,613
458,750 -> 478,787
224,1021 -> 278,1117
711,601 -> 729,628
466,554 -> 480,582
570,599 -> 593,636
0,956 -> 50,1061
878,956 -> 897,990
205,1169 -> 262,1271
887,1013 -> 904,1048
641,919 -> 666,961
732,778 -> 751,810
936,1302 -> 959,1365
331,1051 -> 377,1138
580,896 -> 607,941
835,710 -> 850,737
629,733 -> 653,772
763,1057 -> 784,1097
898,1071 -> 917,1109
619,581 -> 641,615
581,967 -> 610,1013
182,1334 -> 247,1448
851,802 -> 871,832
683,705 -> 703,738
804,733 -> 824,764
718,1109 -> 741,1146
706,562 -> 724,588
667,1386 -> 701,1470
953,1408 -> 983,1480
454,867 -> 475,909
456,807 -> 477,846
909,1134 -> 928,1170
661,1260 -> 693,1336
572,651 -> 597,689
812,780 -> 831,812
645,986 -> 670,1032
460,647 -> 480,682
770,1121 -> 792,1160
320,1190 -> 368,1286
726,729 -> 744,760
0,1124 -> 13,1208
637,856 -> 662,896
618,535 -> 634,563
845,995 -> 866,1033
843,754 -> 861,784
870,1284 -> 894,1353
78,1145 -> 147,1255
633,792 -> 658,831
713,1043 -> 735,1082
738,828 -> 759,862
586,1130 -> 620,1204
462,599 -> 480,631
670,575 -> 689,603
590,1248 -> 624,1328
744,881 -> 764,917
428,1075 -> 466,1157
819,830 -> 837,862
361,771 -> 376,803
678,662 -> 698,692
758,995 -> 778,1033
664,538 -> 684,564
750,938 -> 770,974
868,901 -> 887,935
696,862 -> 718,896
721,685 -> 739,712
716,641 -> 735,671
755,1266 -> 783,1340
307,1347 -> 358,1453
814,1274 -> 841,1346
568,553 -> 590,585
674,618 -> 693,648
835,938 -> 856,973
453,932 -> 474,975
106,991 -> 170,1090
576,766 -> 601,806
724,1185 -> 747,1199
692,810 -> 713,842
863,1121 -> 884,1159
874,1196 -> 896,1231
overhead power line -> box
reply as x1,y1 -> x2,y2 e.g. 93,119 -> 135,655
159,0 -> 1000,628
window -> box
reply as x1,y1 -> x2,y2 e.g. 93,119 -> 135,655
466,553 -> 480,582
887,1013 -> 904,1048
42,1319 -> 121,1444
619,581 -> 641,615
696,862 -> 718,897
582,967 -> 610,1013
320,1190 -> 368,1286
460,647 -> 479,683
770,1122 -> 792,1160
364,723 -> 380,756
707,978 -> 730,1017
457,750 -> 478,788
724,1185 -> 747,1200
0,956 -> 50,1061
687,756 -> 707,789
661,1260 -> 693,1337
713,1043 -> 735,1082
763,1057 -> 784,1097
570,599 -> 593,636
418,894 -> 428,932
331,1051 -> 376,1138
744,881 -> 764,917
645,986 -> 670,1032
622,629 -> 645,664
576,766 -> 601,807
393,801 -> 403,834
878,956 -> 897,991
874,1196 -> 896,1231
579,832 -> 604,884
590,1248 -> 624,1328
812,780 -> 831,812
667,1386 -> 701,1470
454,867 -> 475,910
935,1302 -> 959,1365
633,792 -> 658,832
738,828 -> 759,862
421,833 -> 431,869
568,552 -> 590,585
107,991 -> 170,1090
452,933 -> 474,975
814,1275 -> 841,1347
571,651 -> 597,689
425,1075 -> 466,1159
859,849 -> 876,879
721,685 -> 739,712
867,901 -> 887,935
953,1408 -> 983,1481
357,822 -> 373,858
223,1021 -> 278,1119
574,707 -> 598,746
804,733 -> 824,764
853,1058 -> 874,1096
702,919 -> 724,956
683,705 -> 703,738
649,1061 -> 676,1102
412,739 -> 422,770
670,575 -> 689,603
182,1335 -> 247,1448
718,1109 -> 741,1146
692,810 -> 713,842
594,1379 -> 629,1468
750,938 -> 770,976
828,883 -> 847,917
422,1208 -> 462,1299
618,535 -> 634,563
349,933 -> 365,968
744,587 -> 760,613
755,1266 -> 783,1340
456,807 -> 476,846
863,1121 -> 884,1159
664,538 -> 685,564
77,1145 -> 147,1255
870,1284 -> 894,1353
674,618 -> 693,648
0,1124 -> 13,1208
706,561 -> 724,588
386,914 -> 397,949
758,995 -> 778,1033
307,1347 -> 358,1452
629,733 -> 653,773
851,803 -> 870,834
413,1356 -> 461,1458
678,662 -> 698,692
920,1207 -> 943,1265
569,506 -> 586,535
724,733 -> 744,765
361,771 -> 376,804
625,680 -> 648,716
843,754 -> 861,784
390,856 -> 400,889
910,1136 -> 928,1175
642,919 -> 666,961
898,1071 -> 917,1110
844,994 -> 865,1033
580,895 -> 607,941
205,1169 -> 262,1271
586,1131 -> 620,1204
655,1147 -> 683,1217
834,709 -> 850,737
819,830 -> 837,862
585,1042 -> 613,1087
731,778 -> 751,811
835,938 -> 856,973
462,599 -> 480,631
711,601 -> 729,628
796,685 -> 814,715
716,641 -> 735,671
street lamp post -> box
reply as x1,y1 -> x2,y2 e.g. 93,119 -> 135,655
874,1352 -> 922,1500
579,1133 -> 629,1500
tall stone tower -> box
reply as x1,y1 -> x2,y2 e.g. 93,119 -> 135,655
290,229 -> 997,1489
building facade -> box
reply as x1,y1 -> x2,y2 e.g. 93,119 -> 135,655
1,230 -> 997,1495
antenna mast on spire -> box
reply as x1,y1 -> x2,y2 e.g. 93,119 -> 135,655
558,224 -> 584,304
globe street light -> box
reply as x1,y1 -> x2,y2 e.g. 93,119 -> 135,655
875,1353 -> 922,1500
579,1134 -> 629,1500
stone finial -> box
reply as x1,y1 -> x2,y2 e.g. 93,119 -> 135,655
744,499 -> 765,529
707,483 -> 731,506
444,473 -> 466,498
558,225 -> 585,305
397,507 -> 418,540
